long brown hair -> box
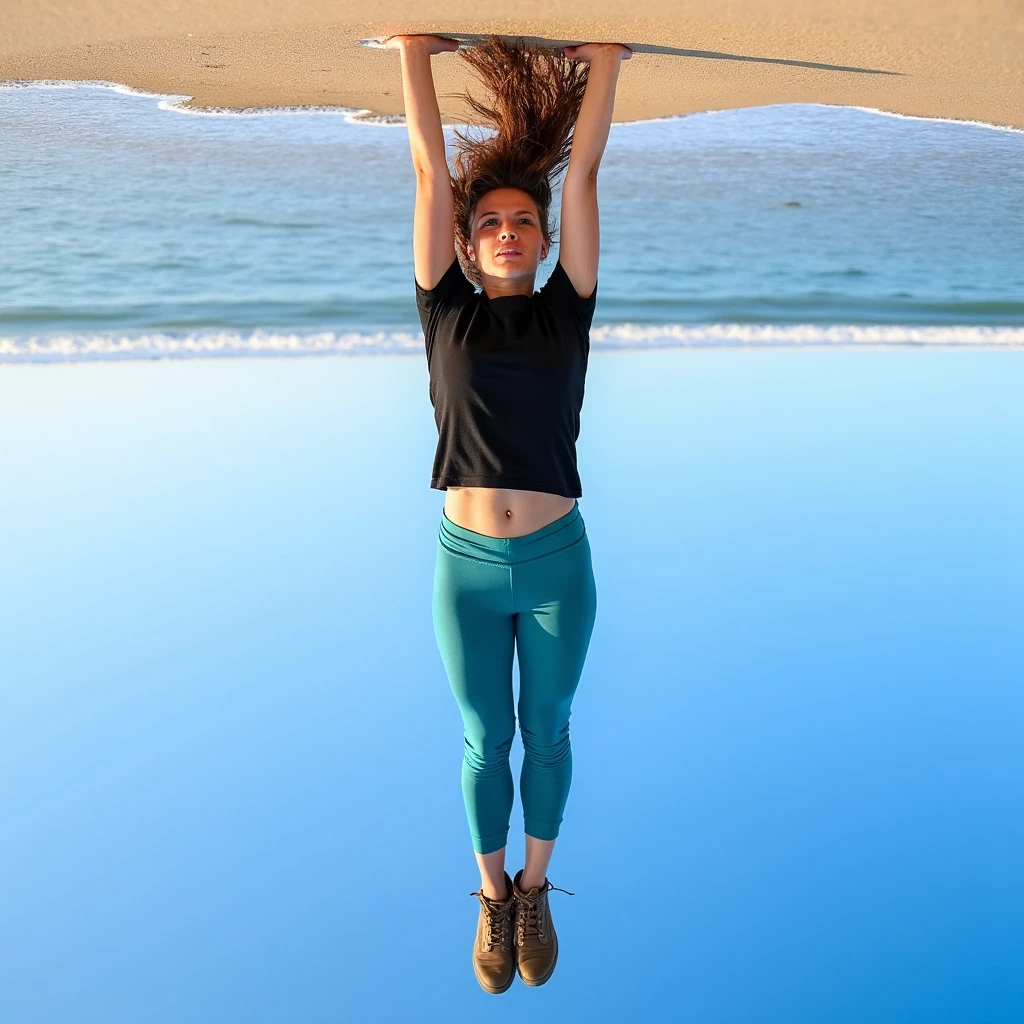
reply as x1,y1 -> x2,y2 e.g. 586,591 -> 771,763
449,35 -> 590,286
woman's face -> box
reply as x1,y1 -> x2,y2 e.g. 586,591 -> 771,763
467,188 -> 547,283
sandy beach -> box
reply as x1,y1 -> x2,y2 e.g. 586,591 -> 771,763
1,0 -> 1021,129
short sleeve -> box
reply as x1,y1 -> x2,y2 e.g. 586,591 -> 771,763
538,259 -> 598,338
415,257 -> 476,338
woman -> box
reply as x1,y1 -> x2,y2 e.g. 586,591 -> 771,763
386,32 -> 630,993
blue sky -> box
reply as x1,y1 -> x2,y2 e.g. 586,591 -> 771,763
1,349 -> 1021,1021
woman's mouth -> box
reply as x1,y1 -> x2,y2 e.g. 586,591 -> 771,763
495,248 -> 523,259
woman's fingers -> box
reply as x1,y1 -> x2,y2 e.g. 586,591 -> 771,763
383,34 -> 460,54
562,42 -> 632,62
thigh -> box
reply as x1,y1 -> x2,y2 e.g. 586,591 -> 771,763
432,542 -> 517,732
514,534 -> 598,719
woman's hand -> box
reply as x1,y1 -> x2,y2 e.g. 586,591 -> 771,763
384,34 -> 460,55
561,42 -> 632,63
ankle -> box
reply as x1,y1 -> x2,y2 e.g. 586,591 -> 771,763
517,874 -> 545,893
482,881 -> 509,901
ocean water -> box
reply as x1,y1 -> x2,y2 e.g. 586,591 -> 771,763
1,80 -> 1023,1023
1,80 -> 1023,361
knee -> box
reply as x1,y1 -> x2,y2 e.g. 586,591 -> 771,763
520,719 -> 571,770
463,730 -> 515,777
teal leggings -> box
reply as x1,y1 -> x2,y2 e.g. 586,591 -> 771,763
432,501 -> 598,855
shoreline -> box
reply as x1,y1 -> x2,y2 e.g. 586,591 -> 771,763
3,78 -> 1023,135
4,324 -> 1024,368
2,4 -> 1022,131
3,342 -> 1024,375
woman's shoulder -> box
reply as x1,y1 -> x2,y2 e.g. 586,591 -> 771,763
416,256 -> 476,304
537,259 -> 598,337
416,257 -> 479,341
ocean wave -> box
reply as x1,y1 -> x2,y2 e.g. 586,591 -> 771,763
0,79 -> 405,126
3,80 -> 1022,134
3,295 -> 1021,333
2,324 -> 1023,364
840,103 -> 1024,135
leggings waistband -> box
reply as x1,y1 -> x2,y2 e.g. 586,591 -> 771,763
439,500 -> 585,565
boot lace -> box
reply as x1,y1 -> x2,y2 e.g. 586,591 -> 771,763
515,881 -> 575,943
469,888 -> 512,951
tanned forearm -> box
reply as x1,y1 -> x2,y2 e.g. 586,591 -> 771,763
397,40 -> 450,180
565,49 -> 627,181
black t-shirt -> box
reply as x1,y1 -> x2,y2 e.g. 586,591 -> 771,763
415,256 -> 598,498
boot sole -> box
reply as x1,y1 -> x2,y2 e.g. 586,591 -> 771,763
517,929 -> 558,987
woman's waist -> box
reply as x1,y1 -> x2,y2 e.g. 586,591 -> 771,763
443,486 -> 576,539
439,494 -> 585,564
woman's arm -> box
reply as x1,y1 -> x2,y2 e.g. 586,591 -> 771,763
387,34 -> 461,291
557,44 -> 631,299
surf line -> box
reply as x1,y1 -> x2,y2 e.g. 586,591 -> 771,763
3,78 -> 1022,134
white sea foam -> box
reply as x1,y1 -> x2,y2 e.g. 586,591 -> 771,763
0,79 -> 403,125
608,103 -> 1024,134
839,103 -> 1024,135
3,79 -> 1022,134
0,78 -> 169,99
2,324 -> 1022,364
591,323 -> 1024,347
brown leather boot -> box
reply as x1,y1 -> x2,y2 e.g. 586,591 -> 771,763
511,868 -> 575,987
468,871 -> 516,994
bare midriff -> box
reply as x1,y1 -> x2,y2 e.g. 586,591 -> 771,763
444,486 -> 576,539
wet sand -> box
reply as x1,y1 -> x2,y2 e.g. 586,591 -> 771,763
1,0 -> 1022,129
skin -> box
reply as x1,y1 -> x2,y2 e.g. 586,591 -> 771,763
465,187 -> 548,298
390,33 -> 628,899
